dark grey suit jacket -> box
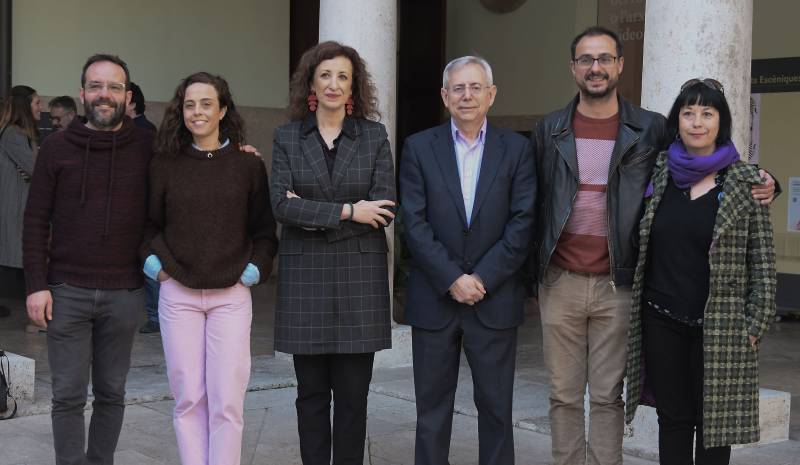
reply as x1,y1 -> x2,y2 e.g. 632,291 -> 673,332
270,115 -> 395,354
400,121 -> 536,330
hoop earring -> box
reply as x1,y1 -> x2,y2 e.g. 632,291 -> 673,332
307,90 -> 318,112
345,97 -> 354,116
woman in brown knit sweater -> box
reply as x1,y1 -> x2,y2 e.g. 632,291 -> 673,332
141,72 -> 278,465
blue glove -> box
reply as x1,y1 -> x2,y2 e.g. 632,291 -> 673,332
143,255 -> 163,281
239,263 -> 260,287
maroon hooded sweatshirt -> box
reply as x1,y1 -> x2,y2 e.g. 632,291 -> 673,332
23,117 -> 155,295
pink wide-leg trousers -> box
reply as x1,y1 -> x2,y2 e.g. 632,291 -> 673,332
159,278 -> 252,465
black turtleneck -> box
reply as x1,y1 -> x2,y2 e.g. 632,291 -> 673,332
644,177 -> 723,325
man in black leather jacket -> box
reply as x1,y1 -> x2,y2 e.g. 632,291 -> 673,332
532,85 -> 667,293
531,27 -> 775,465
530,26 -> 664,465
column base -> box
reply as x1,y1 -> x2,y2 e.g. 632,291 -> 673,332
3,351 -> 35,401
622,388 -> 791,459
374,324 -> 413,369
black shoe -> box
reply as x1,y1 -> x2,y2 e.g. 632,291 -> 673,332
139,320 -> 160,334
0,306 -> 9,318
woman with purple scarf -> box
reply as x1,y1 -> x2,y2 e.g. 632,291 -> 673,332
624,79 -> 777,464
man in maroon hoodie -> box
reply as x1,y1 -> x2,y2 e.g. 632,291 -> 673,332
23,54 -> 155,465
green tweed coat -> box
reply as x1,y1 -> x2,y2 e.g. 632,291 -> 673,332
624,152 -> 776,448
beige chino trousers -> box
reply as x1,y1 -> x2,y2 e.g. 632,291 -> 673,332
538,263 -> 632,465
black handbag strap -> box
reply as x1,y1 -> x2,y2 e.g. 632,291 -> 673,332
0,350 -> 18,420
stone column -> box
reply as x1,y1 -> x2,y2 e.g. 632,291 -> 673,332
319,1 -> 410,366
318,0 -> 397,298
641,0 -> 753,155
318,0 -> 398,289
319,0 -> 397,153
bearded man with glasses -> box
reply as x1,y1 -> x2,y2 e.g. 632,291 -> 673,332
23,54 -> 155,465
527,27 -> 776,465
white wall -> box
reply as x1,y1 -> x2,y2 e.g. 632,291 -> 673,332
446,0 -> 597,117
753,1 -> 800,273
12,0 -> 289,108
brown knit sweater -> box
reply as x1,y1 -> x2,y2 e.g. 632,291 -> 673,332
142,143 -> 278,289
23,117 -> 154,295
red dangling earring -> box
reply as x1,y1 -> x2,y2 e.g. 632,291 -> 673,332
345,97 -> 354,116
307,90 -> 318,112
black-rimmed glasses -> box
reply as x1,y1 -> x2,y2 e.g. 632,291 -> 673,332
572,54 -> 618,68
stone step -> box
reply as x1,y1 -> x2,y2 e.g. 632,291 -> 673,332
1,351 -> 35,401
623,388 -> 791,459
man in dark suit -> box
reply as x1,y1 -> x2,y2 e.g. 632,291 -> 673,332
399,56 -> 536,465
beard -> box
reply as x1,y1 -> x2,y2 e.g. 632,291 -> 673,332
84,97 -> 126,129
578,70 -> 619,100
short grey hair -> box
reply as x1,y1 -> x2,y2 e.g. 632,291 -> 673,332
442,56 -> 494,89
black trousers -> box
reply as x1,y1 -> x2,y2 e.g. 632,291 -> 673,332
412,309 -> 517,465
48,283 -> 142,465
292,353 -> 375,465
643,309 -> 731,465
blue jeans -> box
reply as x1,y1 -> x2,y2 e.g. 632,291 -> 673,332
144,276 -> 160,323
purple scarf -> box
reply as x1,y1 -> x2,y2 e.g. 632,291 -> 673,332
667,140 -> 740,189
645,140 -> 740,197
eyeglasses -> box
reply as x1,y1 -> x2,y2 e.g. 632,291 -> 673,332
680,78 -> 724,94
449,84 -> 490,96
573,54 -> 618,68
84,81 -> 127,94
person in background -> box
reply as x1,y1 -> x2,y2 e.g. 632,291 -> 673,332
127,82 -> 157,132
0,85 -> 40,320
47,96 -> 77,131
125,82 -> 161,334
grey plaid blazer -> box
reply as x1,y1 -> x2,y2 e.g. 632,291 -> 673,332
270,115 -> 395,354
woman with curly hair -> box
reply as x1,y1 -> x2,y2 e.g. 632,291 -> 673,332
141,72 -> 278,465
271,41 -> 395,465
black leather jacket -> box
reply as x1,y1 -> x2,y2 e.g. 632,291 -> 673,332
530,94 -> 668,288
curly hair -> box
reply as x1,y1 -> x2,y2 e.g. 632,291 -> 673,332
0,85 -> 38,141
288,41 -> 380,121
155,72 -> 245,158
